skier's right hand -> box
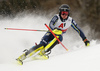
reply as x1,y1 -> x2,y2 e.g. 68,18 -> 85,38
52,28 -> 62,35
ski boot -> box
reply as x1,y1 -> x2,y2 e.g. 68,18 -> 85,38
37,49 -> 49,60
16,49 -> 28,65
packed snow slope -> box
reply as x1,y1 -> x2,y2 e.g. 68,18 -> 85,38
0,13 -> 100,71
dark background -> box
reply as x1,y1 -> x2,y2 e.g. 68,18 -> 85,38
0,0 -> 100,39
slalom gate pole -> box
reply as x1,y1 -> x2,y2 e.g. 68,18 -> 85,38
45,24 -> 68,51
5,28 -> 47,32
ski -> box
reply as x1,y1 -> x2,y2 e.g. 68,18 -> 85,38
16,54 -> 49,65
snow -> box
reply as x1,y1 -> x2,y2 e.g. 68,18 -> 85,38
0,13 -> 100,71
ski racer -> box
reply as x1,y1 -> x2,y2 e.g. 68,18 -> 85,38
16,4 -> 90,65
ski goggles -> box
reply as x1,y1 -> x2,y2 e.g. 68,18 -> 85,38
61,11 -> 68,15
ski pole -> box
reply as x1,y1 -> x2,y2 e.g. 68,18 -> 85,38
5,28 -> 47,32
45,24 -> 68,51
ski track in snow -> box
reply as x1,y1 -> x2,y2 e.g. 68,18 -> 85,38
0,14 -> 100,71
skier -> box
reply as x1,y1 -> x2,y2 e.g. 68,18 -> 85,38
16,4 -> 90,65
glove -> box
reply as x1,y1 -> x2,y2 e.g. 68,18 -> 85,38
83,38 -> 90,46
52,28 -> 62,35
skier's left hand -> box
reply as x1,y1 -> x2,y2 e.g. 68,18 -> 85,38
52,28 -> 62,35
84,39 -> 90,46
